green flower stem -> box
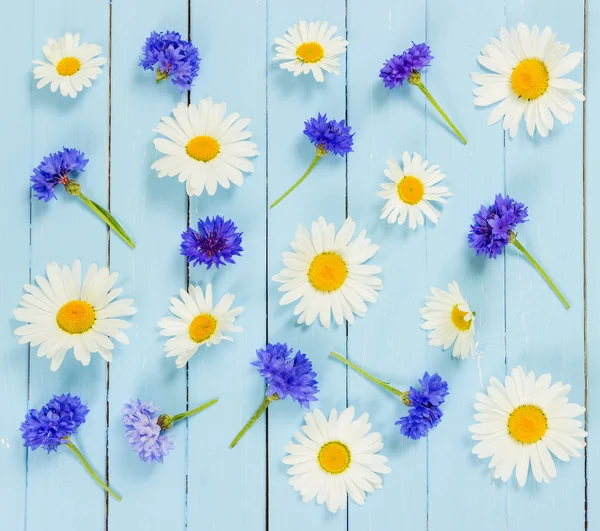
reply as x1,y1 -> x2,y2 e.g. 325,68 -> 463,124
329,352 -> 408,402
171,398 -> 219,424
76,190 -> 135,249
66,440 -> 122,501
412,80 -> 467,145
230,394 -> 278,448
270,153 -> 323,209
511,236 -> 570,310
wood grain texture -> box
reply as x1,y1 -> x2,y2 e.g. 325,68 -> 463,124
0,0 -> 590,530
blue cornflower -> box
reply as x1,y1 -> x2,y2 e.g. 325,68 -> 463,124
396,372 -> 449,440
181,216 -> 243,269
468,193 -> 529,259
30,147 -> 88,202
379,42 -> 466,144
252,343 -> 319,407
30,148 -> 135,247
230,343 -> 319,448
20,393 -> 89,452
468,193 -> 569,309
380,42 -> 433,89
303,113 -> 354,157
21,394 -> 121,499
122,398 -> 217,463
270,113 -> 354,208
140,31 -> 200,92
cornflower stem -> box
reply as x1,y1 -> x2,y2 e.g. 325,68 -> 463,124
329,352 -> 409,402
230,394 -> 279,448
270,153 -> 323,208
510,236 -> 570,310
76,190 -> 135,249
411,77 -> 467,145
172,398 -> 219,424
66,440 -> 122,501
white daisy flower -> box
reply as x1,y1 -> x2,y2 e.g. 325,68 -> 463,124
283,406 -> 390,513
274,20 -> 348,82
158,284 -> 243,369
272,216 -> 382,329
378,152 -> 452,229
13,260 -> 136,371
151,97 -> 259,197
469,366 -> 586,487
472,23 -> 584,137
420,281 -> 476,360
32,32 -> 106,98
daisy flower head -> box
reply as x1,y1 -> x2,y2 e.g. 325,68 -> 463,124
396,372 -> 449,439
152,97 -> 259,197
251,343 -> 318,407
380,42 -> 466,144
272,217 -> 382,328
30,148 -> 134,247
420,281 -> 476,360
122,397 -> 217,463
230,343 -> 318,448
14,260 -> 137,371
472,24 -> 584,137
33,32 -> 106,98
274,20 -> 348,82
330,353 -> 449,440
378,152 -> 452,229
283,406 -> 390,513
469,366 -> 586,487
21,394 -> 120,499
158,284 -> 243,368
21,394 -> 89,452
181,216 -> 243,270
139,30 -> 200,92
468,194 -> 569,309
270,114 -> 353,208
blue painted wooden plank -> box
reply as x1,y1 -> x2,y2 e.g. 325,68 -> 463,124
423,1 -> 510,531
106,1 -> 189,529
26,2 -> 110,529
346,1 -> 428,529
266,1 -> 349,528
186,2 -> 267,530
503,2 -> 585,530
0,0 -> 33,528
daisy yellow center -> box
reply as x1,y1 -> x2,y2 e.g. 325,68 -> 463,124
318,441 -> 351,474
451,305 -> 471,332
296,42 -> 325,63
397,176 -> 425,205
186,136 -> 220,162
56,300 -> 95,334
511,59 -> 549,100
308,252 -> 348,292
56,57 -> 81,76
189,313 -> 217,343
508,405 -> 548,444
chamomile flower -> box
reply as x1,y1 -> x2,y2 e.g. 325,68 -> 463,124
272,217 -> 382,328
151,97 -> 259,197
378,152 -> 451,229
33,32 -> 106,98
472,24 -> 584,137
13,260 -> 136,371
469,366 -> 586,487
283,406 -> 390,513
158,284 -> 243,368
274,20 -> 348,82
420,282 -> 476,360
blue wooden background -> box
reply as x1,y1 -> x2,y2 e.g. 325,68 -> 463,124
0,0 -> 594,529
